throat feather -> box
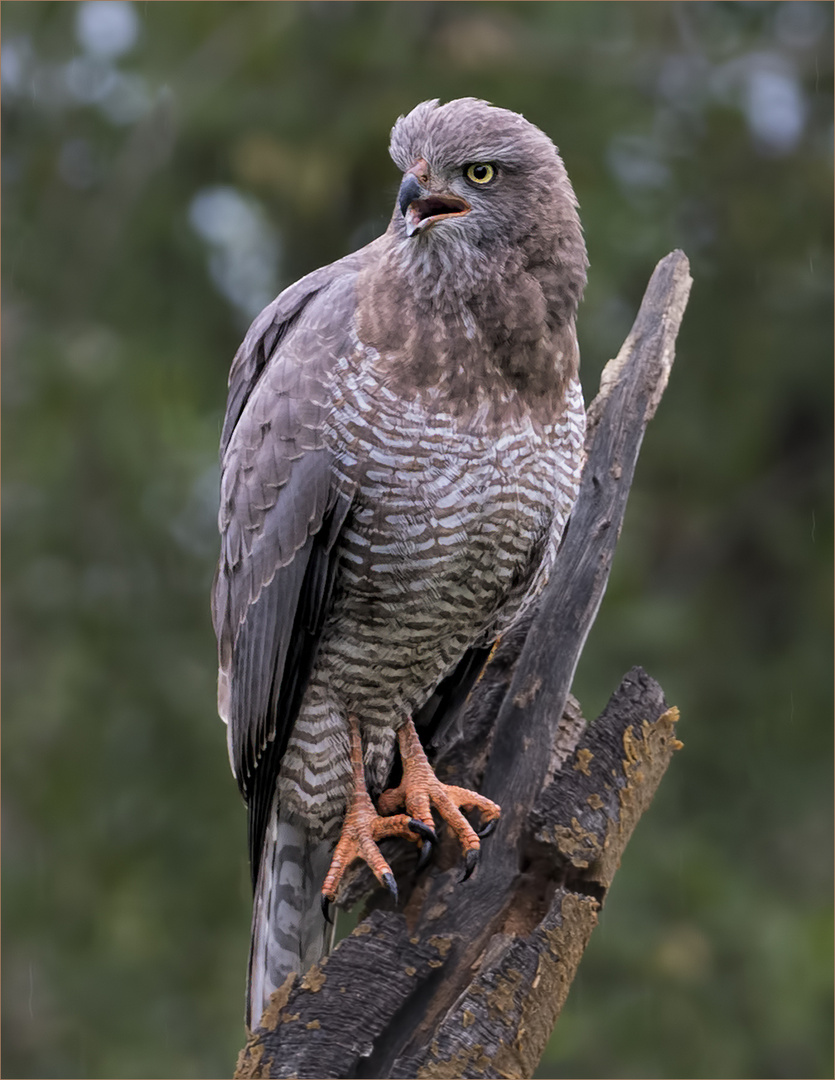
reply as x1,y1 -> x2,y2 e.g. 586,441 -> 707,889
355,250 -> 575,425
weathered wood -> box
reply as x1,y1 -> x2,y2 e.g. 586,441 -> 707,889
235,250 -> 692,1080
395,670 -> 681,1080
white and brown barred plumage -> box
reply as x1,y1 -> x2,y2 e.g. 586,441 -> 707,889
212,98 -> 588,1027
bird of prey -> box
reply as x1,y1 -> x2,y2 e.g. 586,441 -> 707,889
212,97 -> 587,1028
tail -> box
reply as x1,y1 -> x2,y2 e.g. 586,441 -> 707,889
247,809 -> 334,1028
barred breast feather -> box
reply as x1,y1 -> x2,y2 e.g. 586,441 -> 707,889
278,339 -> 586,827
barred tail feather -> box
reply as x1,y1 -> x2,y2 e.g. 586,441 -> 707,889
247,809 -> 334,1028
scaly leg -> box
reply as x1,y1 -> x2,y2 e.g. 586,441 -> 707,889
377,718 -> 501,880
321,716 -> 434,916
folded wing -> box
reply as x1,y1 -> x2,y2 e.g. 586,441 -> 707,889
212,258 -> 360,885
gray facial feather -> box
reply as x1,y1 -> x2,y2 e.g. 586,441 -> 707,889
350,98 -> 587,419
386,97 -> 586,318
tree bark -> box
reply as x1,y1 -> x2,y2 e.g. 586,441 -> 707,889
235,250 -> 693,1080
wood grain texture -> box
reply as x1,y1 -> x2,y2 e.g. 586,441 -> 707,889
234,250 -> 692,1080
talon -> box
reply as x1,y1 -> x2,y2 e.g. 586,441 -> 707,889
321,895 -> 333,924
477,818 -> 497,839
381,871 -> 399,903
379,719 -> 502,882
416,840 -> 433,872
460,848 -> 479,882
408,819 -> 437,844
322,717 -> 428,907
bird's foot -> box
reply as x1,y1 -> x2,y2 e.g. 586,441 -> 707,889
321,716 -> 436,913
377,718 -> 501,880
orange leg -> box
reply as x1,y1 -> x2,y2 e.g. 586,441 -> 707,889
377,718 -> 501,880
321,716 -> 433,913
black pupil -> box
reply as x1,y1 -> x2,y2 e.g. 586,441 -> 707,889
472,165 -> 489,180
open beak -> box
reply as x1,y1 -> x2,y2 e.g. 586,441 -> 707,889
398,171 -> 470,238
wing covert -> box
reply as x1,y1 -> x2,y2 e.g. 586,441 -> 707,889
220,249 -> 365,459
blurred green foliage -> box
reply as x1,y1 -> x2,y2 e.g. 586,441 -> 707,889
2,2 -> 832,1077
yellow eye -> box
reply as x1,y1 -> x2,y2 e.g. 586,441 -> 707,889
465,163 -> 495,185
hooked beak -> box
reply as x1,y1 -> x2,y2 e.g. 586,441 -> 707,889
398,163 -> 470,238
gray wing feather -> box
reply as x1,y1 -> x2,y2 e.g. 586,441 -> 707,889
220,250 -> 363,459
212,258 -> 362,884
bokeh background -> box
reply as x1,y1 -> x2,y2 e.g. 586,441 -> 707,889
3,2 -> 832,1078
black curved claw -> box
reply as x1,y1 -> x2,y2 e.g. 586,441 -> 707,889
460,847 -> 480,883
321,895 -> 333,925
381,871 -> 399,904
408,819 -> 438,845
477,817 -> 498,840
416,839 -> 433,872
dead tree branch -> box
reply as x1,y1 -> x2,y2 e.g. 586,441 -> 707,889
235,250 -> 693,1080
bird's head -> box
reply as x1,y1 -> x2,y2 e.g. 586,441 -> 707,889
388,97 -> 586,282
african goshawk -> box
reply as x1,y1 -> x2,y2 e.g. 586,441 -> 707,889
212,98 -> 587,1027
